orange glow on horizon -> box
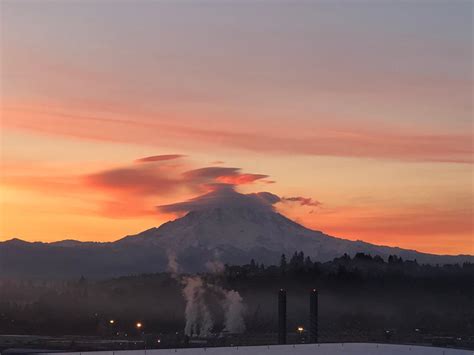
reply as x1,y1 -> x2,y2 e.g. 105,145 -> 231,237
1,154 -> 472,256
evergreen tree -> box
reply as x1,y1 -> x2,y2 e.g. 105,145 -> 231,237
289,251 -> 299,270
280,254 -> 287,272
250,258 -> 257,271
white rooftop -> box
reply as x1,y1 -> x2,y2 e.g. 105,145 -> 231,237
43,343 -> 472,355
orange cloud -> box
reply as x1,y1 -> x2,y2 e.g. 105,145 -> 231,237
183,167 -> 268,185
80,161 -> 272,218
216,174 -> 269,184
1,157 -> 279,221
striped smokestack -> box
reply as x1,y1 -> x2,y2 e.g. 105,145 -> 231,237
278,289 -> 287,344
309,288 -> 318,343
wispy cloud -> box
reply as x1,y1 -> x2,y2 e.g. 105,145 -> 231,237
3,104 -> 472,163
135,154 -> 186,163
282,196 -> 321,207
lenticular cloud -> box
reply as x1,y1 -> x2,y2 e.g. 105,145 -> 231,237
158,185 -> 281,214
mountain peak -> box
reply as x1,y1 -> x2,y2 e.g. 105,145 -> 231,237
51,239 -> 85,247
2,238 -> 30,245
121,201 -> 331,257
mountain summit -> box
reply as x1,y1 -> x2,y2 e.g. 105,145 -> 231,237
1,190 -> 472,279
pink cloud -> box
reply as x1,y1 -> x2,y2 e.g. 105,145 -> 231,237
3,103 -> 472,163
84,165 -> 181,196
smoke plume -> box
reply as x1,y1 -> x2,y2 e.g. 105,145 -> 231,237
221,289 -> 246,333
182,276 -> 213,337
166,252 -> 246,336
167,251 -> 180,275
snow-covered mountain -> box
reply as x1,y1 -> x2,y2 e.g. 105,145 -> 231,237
1,204 -> 472,279
117,206 -> 472,268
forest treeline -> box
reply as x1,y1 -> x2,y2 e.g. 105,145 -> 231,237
225,251 -> 474,281
1,252 -> 472,340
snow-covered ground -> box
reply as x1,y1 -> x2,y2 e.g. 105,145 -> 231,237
43,343 -> 472,355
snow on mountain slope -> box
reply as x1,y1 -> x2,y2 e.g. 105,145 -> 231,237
118,207 -> 328,251
116,206 -> 471,267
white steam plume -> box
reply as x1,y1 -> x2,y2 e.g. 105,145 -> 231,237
222,289 -> 246,333
166,251 -> 214,337
182,276 -> 213,337
167,250 -> 180,276
205,258 -> 246,333
166,251 -> 245,336
205,259 -> 225,274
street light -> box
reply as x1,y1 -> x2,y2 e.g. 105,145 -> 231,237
297,326 -> 304,334
109,319 -> 115,324
136,322 -> 143,329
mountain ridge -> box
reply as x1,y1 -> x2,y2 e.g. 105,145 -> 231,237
3,208 -> 469,257
1,206 -> 472,279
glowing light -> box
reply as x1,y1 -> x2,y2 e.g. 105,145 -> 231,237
136,322 -> 142,329
297,326 -> 304,333
109,319 -> 115,324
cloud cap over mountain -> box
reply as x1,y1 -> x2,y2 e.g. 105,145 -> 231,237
158,184 -> 281,214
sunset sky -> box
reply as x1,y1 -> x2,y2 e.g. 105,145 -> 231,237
1,1 -> 472,255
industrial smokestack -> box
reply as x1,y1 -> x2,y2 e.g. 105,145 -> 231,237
309,289 -> 318,343
278,289 -> 287,344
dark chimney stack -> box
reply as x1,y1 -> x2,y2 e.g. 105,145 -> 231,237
309,289 -> 318,343
278,289 -> 287,344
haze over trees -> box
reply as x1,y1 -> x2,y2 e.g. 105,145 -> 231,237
1,252 -> 472,344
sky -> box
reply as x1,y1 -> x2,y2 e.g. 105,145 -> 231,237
0,0 -> 472,255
